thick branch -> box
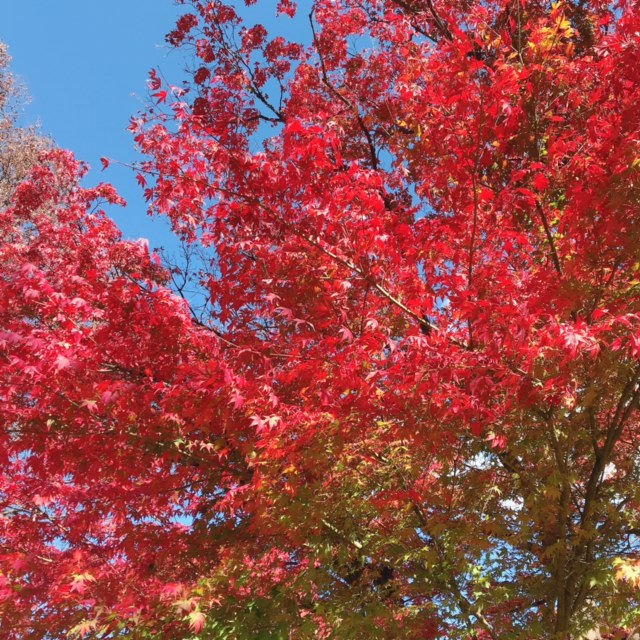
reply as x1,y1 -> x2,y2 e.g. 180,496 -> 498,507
535,201 -> 563,276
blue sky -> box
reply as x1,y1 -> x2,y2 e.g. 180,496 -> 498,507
0,1 -> 292,250
0,1 -> 188,248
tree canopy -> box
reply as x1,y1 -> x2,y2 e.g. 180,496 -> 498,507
0,43 -> 49,207
2,1 -> 640,638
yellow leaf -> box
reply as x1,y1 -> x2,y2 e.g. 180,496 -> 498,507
614,558 -> 640,587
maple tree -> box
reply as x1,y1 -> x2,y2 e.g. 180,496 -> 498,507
2,0 -> 640,638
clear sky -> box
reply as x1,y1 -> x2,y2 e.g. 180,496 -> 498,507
0,1 -> 190,247
0,1 -> 291,251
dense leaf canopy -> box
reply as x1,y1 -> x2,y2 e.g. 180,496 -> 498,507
2,1 -> 640,638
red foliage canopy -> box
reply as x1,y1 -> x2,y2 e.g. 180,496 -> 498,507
2,0 -> 640,637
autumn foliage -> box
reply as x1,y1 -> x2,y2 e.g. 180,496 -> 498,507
2,0 -> 640,638
0,43 -> 50,207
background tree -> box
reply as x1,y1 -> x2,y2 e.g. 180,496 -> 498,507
2,1 -> 640,639
0,42 -> 49,206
